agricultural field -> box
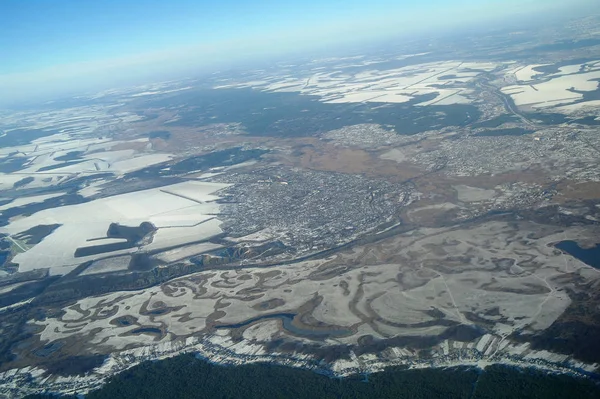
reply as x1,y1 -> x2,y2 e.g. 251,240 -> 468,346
502,60 -> 600,112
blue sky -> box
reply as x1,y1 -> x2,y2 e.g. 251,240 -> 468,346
2,0 -> 412,75
0,0 -> 590,104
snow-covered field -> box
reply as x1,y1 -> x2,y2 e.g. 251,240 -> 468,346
30,221 -> 588,351
13,219 -> 597,399
503,60 -> 600,112
0,192 -> 65,211
216,60 -> 502,106
514,64 -> 548,82
1,138 -> 171,175
0,181 -> 230,274
155,242 -> 224,263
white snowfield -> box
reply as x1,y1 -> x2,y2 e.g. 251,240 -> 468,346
513,64 -> 548,82
503,60 -> 600,112
0,192 -> 65,211
216,60 -> 502,106
3,221 -> 598,397
0,129 -> 173,192
0,181 -> 230,275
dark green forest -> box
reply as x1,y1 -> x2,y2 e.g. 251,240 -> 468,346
24,354 -> 600,399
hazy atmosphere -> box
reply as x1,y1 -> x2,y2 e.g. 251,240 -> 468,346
1,1 -> 600,398
0,0 -> 593,104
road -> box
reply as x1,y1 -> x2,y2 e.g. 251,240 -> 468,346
7,236 -> 26,252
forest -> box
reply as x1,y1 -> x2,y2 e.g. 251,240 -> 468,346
24,354 -> 600,399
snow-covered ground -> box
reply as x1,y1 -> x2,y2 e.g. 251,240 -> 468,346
217,60 -> 504,106
1,181 -> 230,274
